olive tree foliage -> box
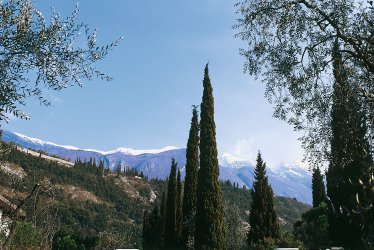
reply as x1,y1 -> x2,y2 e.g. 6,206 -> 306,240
223,202 -> 246,250
234,0 -> 374,166
0,0 -> 122,122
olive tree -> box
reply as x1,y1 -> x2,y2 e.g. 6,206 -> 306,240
0,0 -> 122,122
234,0 -> 374,165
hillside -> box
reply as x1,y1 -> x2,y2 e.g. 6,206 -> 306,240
2,130 -> 313,204
0,142 -> 310,249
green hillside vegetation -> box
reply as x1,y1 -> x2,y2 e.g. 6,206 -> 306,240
0,142 -> 309,249
221,180 -> 309,232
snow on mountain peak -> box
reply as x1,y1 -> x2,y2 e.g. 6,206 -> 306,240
104,146 -> 179,155
274,162 -> 311,179
14,132 -> 80,150
221,152 -> 246,163
219,152 -> 255,168
275,162 -> 309,172
4,131 -> 313,204
12,132 -> 178,156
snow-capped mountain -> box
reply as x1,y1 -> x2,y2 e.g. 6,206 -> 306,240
1,131 -> 312,204
219,153 -> 255,168
8,131 -> 178,156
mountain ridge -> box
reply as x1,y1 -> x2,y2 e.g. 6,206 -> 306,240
11,131 -> 179,156
1,130 -> 312,204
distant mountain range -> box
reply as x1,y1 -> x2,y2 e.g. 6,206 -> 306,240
1,130 -> 312,204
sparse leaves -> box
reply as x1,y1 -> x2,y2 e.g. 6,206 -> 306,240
0,0 -> 122,122
234,0 -> 374,166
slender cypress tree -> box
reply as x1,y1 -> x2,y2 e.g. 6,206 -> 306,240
176,169 -> 183,244
159,191 -> 167,248
326,40 -> 373,247
248,151 -> 278,246
164,158 -> 178,249
116,164 -> 122,175
182,106 -> 199,220
142,204 -> 161,250
312,167 -> 327,208
195,64 -> 225,249
98,160 -> 104,177
181,106 -> 199,248
143,210 -> 149,243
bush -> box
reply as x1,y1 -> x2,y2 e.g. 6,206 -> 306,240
11,222 -> 42,249
95,227 -> 140,250
276,231 -> 306,250
293,202 -> 331,249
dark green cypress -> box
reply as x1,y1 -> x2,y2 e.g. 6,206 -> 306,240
182,106 -> 199,220
176,169 -> 183,243
159,191 -> 167,248
98,160 -> 104,177
195,64 -> 225,249
248,151 -> 278,246
116,164 -> 122,175
142,204 -> 161,250
327,40 -> 373,247
181,106 -> 199,248
312,167 -> 327,208
164,158 -> 178,249
143,210 -> 149,240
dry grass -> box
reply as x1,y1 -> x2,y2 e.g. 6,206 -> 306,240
114,175 -> 156,204
54,184 -> 110,205
0,162 -> 27,178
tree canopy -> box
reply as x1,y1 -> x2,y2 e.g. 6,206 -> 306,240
234,0 -> 374,165
0,0 -> 122,122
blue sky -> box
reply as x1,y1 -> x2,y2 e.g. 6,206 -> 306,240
3,0 -> 304,167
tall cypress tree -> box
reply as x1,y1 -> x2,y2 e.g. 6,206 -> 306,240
181,106 -> 200,248
326,40 -> 373,247
176,169 -> 183,244
164,158 -> 178,249
248,151 -> 278,246
159,191 -> 167,248
195,64 -> 225,249
182,106 -> 199,220
312,167 -> 327,208
98,160 -> 105,177
142,204 -> 161,250
116,164 -> 122,175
